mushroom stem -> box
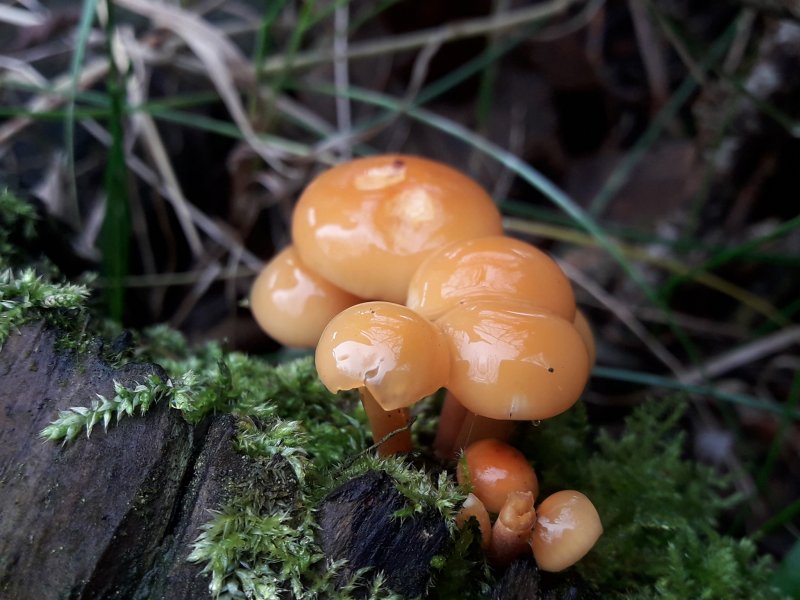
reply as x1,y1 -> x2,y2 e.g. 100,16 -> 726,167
454,412 -> 517,456
360,388 -> 412,456
433,391 -> 468,459
435,393 -> 515,459
488,491 -> 537,569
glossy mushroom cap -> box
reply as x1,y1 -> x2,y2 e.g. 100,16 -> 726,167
407,235 -> 576,321
250,246 -> 362,348
292,155 -> 503,303
315,301 -> 450,411
437,300 -> 591,421
530,490 -> 602,572
457,438 -> 538,513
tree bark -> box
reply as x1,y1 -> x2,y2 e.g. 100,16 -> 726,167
0,322 -> 593,599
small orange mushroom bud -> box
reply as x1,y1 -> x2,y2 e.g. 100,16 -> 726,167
315,301 -> 450,455
250,246 -> 362,348
292,155 -> 503,303
455,493 -> 492,550
488,491 -> 537,568
457,438 -> 538,514
407,235 -> 576,321
530,490 -> 602,572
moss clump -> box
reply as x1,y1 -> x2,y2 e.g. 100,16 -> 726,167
0,267 -> 91,349
522,400 -> 785,600
39,373 -> 178,443
0,188 -> 37,268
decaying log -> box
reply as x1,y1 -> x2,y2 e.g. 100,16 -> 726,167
1,321 -> 587,598
0,322 -> 195,599
491,559 -> 541,600
490,558 -> 600,600
317,470 -> 450,597
0,323 -> 452,599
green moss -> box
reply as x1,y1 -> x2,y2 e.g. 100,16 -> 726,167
0,267 -> 92,349
321,452 -> 464,526
40,373 -> 176,443
521,399 -> 785,599
0,189 -> 37,269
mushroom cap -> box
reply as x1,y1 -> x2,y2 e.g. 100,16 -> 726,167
250,246 -> 362,348
457,438 -> 538,514
530,490 -> 602,572
292,155 -> 503,303
315,301 -> 450,411
407,235 -> 576,321
437,300 -> 590,421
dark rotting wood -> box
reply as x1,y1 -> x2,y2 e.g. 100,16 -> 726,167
0,322 -> 569,599
141,415 -> 300,599
317,470 -> 450,598
0,322 -> 195,599
491,558 -> 541,600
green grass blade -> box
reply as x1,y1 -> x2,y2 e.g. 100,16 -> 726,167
141,105 -> 313,156
757,498 -> 800,537
588,17 -> 738,217
756,371 -> 800,493
101,1 -> 130,322
772,540 -> 800,598
662,212 -> 800,305
253,0 -> 290,86
591,365 -> 800,419
65,0 -> 100,208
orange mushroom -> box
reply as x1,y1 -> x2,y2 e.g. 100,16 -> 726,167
250,246 -> 362,348
436,300 -> 590,456
406,235 -> 576,321
487,491 -> 537,569
530,490 -> 602,572
404,236 -> 579,456
291,155 -> 503,304
315,301 -> 450,456
456,438 -> 538,514
455,493 -> 492,550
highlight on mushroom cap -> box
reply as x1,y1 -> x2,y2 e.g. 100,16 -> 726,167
457,438 -> 539,514
406,235 -> 576,321
291,154 -> 503,303
315,301 -> 450,411
530,490 -> 603,572
249,246 -> 362,348
436,299 -> 591,421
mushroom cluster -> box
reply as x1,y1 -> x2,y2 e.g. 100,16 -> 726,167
456,438 -> 602,572
250,154 -> 594,459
